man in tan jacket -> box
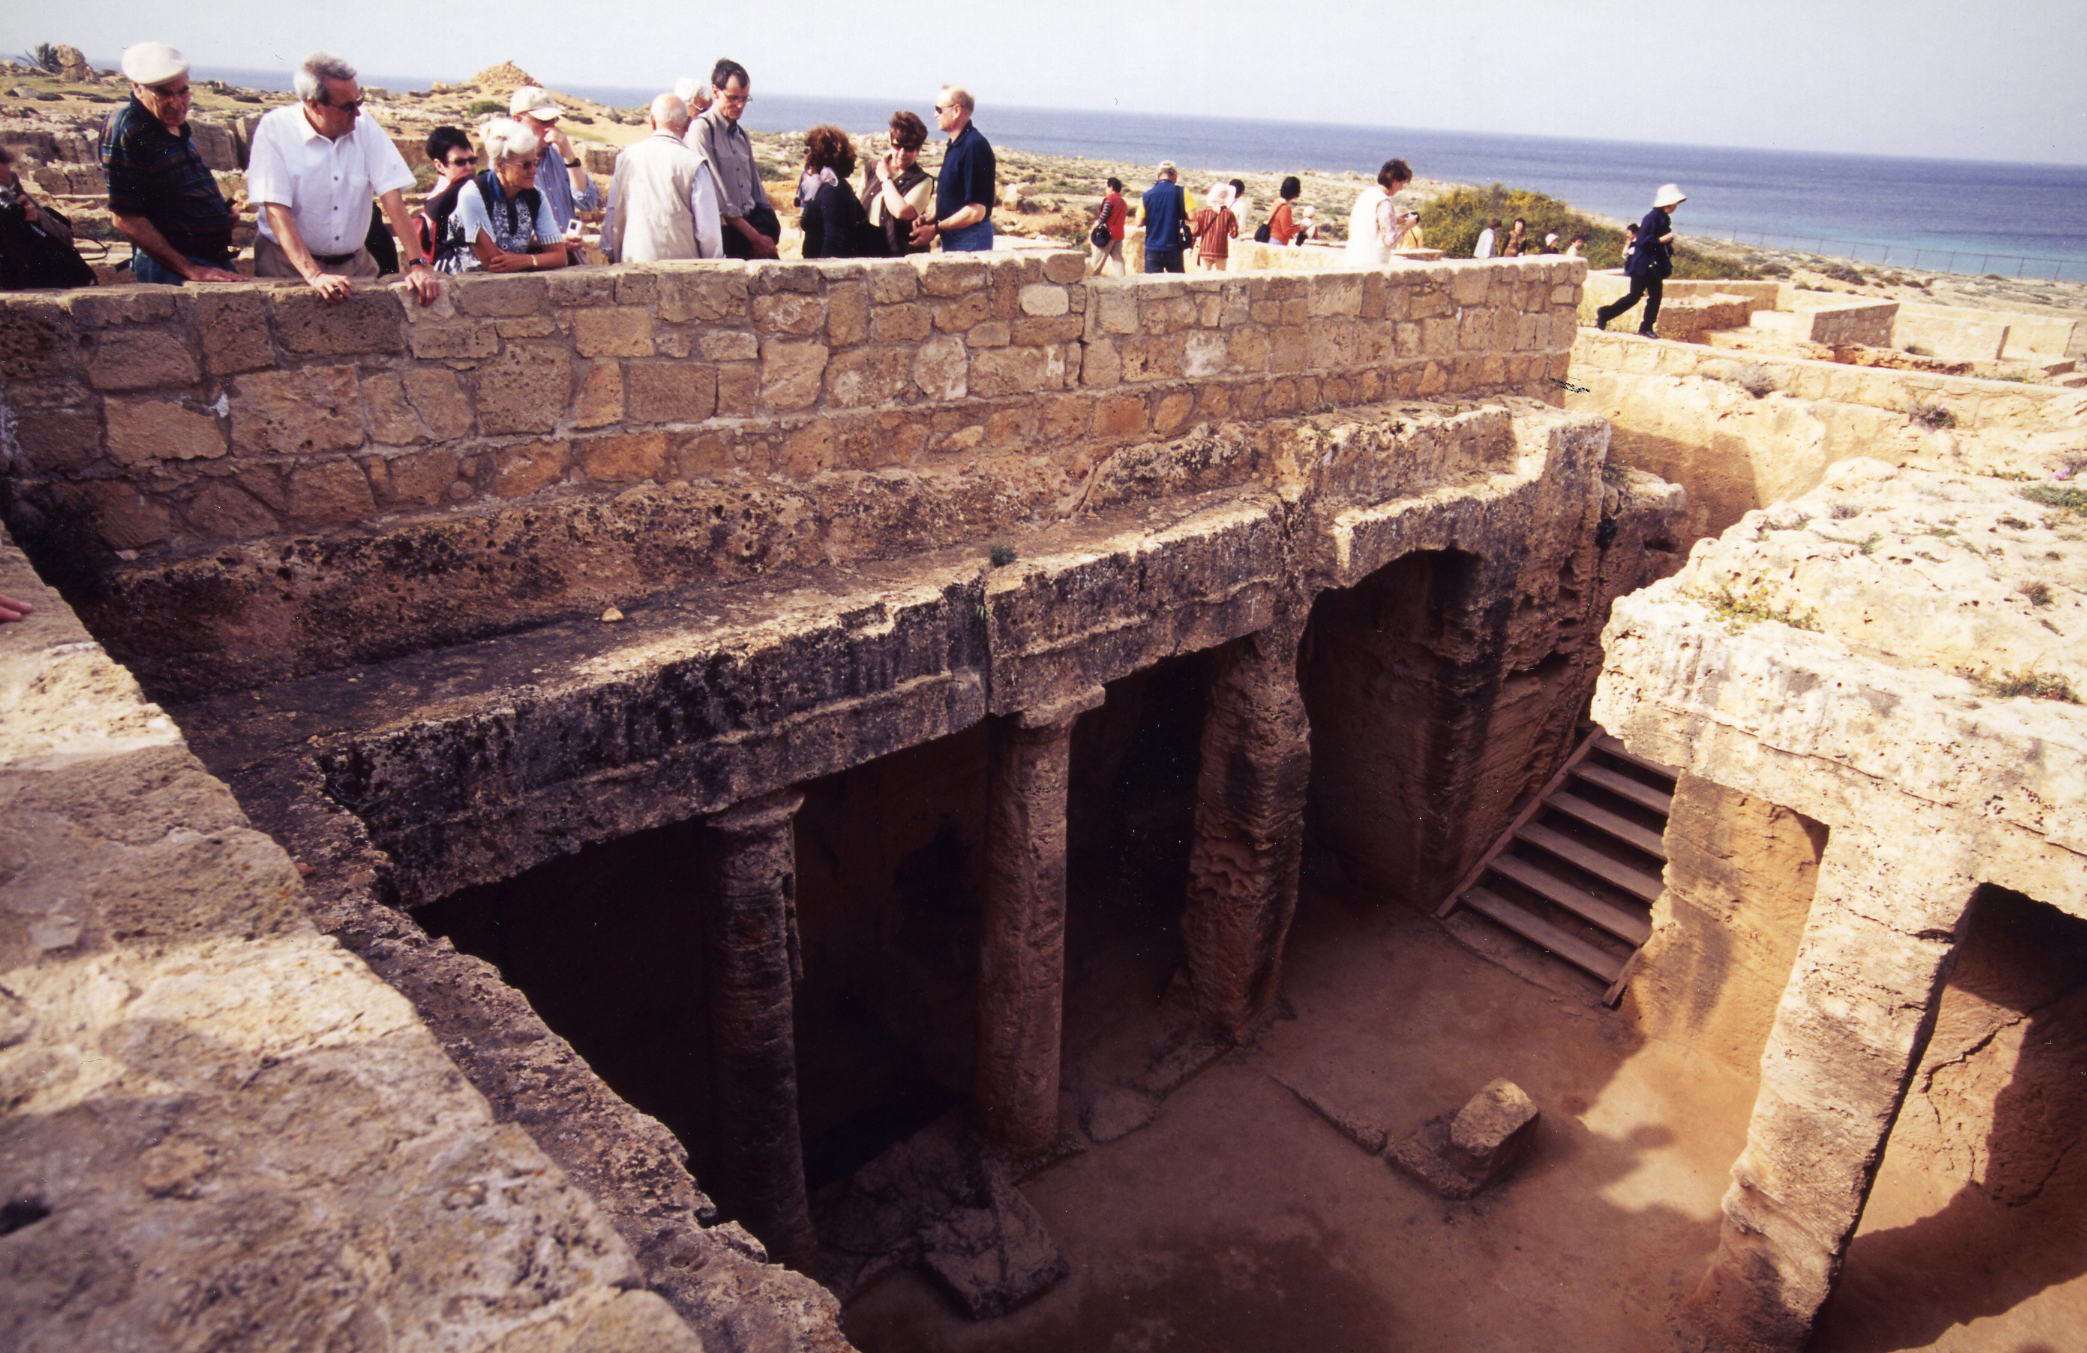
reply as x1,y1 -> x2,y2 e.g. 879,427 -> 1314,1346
599,94 -> 723,263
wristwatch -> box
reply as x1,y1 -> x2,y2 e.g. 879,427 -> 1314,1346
564,158 -> 581,168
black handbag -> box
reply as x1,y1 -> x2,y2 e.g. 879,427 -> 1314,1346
1090,220 -> 1111,249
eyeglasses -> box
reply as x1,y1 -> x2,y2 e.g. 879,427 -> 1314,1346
322,95 -> 364,112
446,155 -> 479,167
514,157 -> 543,170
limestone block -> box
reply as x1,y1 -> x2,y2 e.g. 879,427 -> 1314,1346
913,335 -> 968,402
1448,265 -> 1491,308
753,292 -> 827,338
871,304 -> 932,344
1080,337 -> 1122,389
578,431 -> 669,483
759,340 -> 830,411
827,281 -> 870,345
699,330 -> 761,362
779,419 -> 834,477
183,480 -> 282,539
655,269 -> 749,323
625,362 -> 718,424
715,363 -> 760,417
409,319 -> 501,360
1445,1079 -> 1539,1180
1183,329 -> 1226,379
1307,272 -> 1364,318
1018,284 -> 1070,318
1041,252 -> 1088,285
825,348 -> 913,409
969,345 -> 1055,398
867,263 -> 919,304
573,307 -> 656,358
0,304 -> 81,380
67,289 -> 180,328
1093,396 -> 1145,438
471,344 -> 574,435
493,440 -> 570,497
966,321 -> 1011,349
1092,288 -> 1140,337
271,288 -> 404,355
544,271 -> 618,308
934,291 -> 992,333
193,290 -> 276,375
361,372 -> 427,445
1013,316 -> 1084,347
104,397 -> 226,466
612,271 -> 659,309
496,317 -> 559,340
1152,391 -> 1194,437
76,480 -> 173,549
402,369 -> 475,440
286,458 -> 376,525
380,448 -> 463,507
1225,327 -> 1271,372
452,275 -> 547,317
919,258 -> 989,297
7,394 -> 102,473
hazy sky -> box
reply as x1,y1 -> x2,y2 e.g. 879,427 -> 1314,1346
11,0 -> 2087,165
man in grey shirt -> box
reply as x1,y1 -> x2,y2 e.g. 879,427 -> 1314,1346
687,58 -> 777,259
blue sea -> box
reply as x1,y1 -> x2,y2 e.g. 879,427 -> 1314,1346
190,67 -> 2087,282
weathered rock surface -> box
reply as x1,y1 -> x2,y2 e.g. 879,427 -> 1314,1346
0,533 -> 708,1353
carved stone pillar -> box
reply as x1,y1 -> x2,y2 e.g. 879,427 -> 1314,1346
1682,828 -> 1977,1351
1183,613 -> 1311,1039
976,686 -> 1103,1153
702,789 -> 817,1268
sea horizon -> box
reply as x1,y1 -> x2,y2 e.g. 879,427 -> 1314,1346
173,63 -> 2087,283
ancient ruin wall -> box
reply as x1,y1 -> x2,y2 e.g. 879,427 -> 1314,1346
0,255 -> 1583,698
1569,330 -> 2087,540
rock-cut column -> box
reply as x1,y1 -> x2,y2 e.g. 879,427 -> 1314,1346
1183,613 -> 1311,1040
976,686 -> 1104,1153
702,789 -> 817,1268
1681,827 -> 1977,1352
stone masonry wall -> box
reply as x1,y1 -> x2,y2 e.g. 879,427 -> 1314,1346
0,254 -> 1583,695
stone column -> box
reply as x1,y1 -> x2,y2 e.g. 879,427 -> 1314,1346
702,789 -> 817,1268
1183,613 -> 1311,1039
976,686 -> 1104,1153
1681,828 -> 1978,1352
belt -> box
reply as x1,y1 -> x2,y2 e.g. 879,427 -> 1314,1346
312,249 -> 361,267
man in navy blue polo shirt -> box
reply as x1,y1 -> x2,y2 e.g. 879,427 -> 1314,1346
910,86 -> 994,252
100,42 -> 243,284
1140,162 -> 1188,274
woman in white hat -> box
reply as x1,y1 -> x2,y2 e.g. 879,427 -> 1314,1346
1595,182 -> 1685,336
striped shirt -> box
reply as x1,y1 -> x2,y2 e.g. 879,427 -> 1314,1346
99,97 -> 233,260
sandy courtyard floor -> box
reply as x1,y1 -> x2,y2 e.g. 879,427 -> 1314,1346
842,880 -> 1757,1353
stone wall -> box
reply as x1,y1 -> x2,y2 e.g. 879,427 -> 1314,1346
1893,299 -> 2083,362
0,525 -> 828,1353
0,253 -> 1584,697
1568,329 -> 2087,541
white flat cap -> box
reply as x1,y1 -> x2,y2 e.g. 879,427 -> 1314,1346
509,85 -> 563,119
121,41 -> 189,86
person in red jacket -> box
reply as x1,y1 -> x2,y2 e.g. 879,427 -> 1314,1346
1090,176 -> 1128,276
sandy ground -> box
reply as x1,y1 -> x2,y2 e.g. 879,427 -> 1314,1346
843,872 -> 1756,1353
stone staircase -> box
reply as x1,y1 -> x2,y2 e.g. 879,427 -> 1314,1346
1437,728 -> 1677,1004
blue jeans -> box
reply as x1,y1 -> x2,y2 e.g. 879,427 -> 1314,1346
940,220 -> 995,252
131,249 -> 229,285
1144,248 -> 1185,274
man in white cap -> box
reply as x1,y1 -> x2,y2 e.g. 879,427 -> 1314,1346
1595,182 -> 1686,337
245,52 -> 439,304
99,41 -> 243,284
599,93 -> 722,263
509,84 -> 600,232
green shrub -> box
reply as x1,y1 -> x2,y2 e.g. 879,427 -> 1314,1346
1417,182 -> 1756,278
466,99 -> 504,116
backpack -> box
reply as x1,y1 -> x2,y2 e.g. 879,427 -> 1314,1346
414,173 -> 472,270
0,194 -> 95,290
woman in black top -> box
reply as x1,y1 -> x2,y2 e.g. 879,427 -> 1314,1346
799,124 -> 879,259
1596,184 -> 1685,336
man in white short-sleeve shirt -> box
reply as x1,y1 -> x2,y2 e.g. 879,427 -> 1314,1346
245,51 -> 439,304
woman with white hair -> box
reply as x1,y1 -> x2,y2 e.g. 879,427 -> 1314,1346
441,118 -> 572,273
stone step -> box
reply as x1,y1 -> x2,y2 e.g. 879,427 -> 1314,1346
1461,886 -> 1626,985
1591,733 -> 1678,783
1571,762 -> 1675,817
1515,822 -> 1665,903
1487,852 -> 1653,945
1545,790 -> 1666,859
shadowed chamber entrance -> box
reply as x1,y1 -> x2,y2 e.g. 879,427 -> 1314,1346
1814,885 -> 2087,1353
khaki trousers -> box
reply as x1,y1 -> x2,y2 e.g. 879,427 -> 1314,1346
253,235 -> 380,280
